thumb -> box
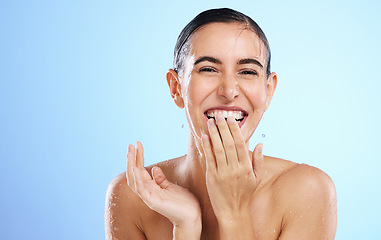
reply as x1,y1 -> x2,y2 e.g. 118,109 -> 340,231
152,166 -> 172,189
252,143 -> 264,179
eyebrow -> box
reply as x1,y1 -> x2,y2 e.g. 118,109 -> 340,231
194,56 -> 222,65
238,58 -> 264,68
194,56 -> 263,68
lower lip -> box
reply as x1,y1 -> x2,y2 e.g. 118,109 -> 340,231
204,115 -> 247,128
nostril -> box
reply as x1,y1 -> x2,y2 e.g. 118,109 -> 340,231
217,85 -> 239,101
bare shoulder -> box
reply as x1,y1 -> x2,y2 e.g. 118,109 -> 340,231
263,156 -> 336,201
275,163 -> 336,204
105,172 -> 146,239
146,155 -> 187,182
104,156 -> 185,239
270,159 -> 337,239
105,155 -> 184,218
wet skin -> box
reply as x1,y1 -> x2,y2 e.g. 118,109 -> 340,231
105,22 -> 337,240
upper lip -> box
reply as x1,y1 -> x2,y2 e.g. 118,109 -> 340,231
204,106 -> 248,116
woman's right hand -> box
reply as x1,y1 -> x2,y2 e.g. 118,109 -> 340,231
126,142 -> 202,239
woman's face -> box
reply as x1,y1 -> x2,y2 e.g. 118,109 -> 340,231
177,22 -> 276,145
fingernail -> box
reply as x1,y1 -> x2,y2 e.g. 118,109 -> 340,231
227,116 -> 235,124
201,134 -> 208,142
208,118 -> 215,127
216,114 -> 224,122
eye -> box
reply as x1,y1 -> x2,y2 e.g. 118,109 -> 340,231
239,69 -> 258,76
198,67 -> 217,73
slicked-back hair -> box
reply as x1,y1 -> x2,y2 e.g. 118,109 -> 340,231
174,8 -> 271,78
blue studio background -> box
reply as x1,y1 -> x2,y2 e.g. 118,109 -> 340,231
1,0 -> 380,239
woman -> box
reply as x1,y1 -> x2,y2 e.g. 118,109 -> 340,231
105,8 -> 337,240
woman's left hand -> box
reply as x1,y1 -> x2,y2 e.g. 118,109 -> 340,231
201,114 -> 263,225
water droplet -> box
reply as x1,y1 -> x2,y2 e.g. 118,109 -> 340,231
262,134 -> 265,138
181,124 -> 184,128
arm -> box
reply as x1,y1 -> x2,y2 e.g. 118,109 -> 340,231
278,165 -> 337,239
201,114 -> 262,239
127,142 -> 202,240
105,173 -> 146,240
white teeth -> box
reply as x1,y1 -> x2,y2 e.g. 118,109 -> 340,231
206,110 -> 244,120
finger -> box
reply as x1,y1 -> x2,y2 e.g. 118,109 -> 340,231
136,141 -> 145,169
126,144 -> 136,188
152,166 -> 171,189
252,143 -> 264,179
132,166 -> 150,200
201,134 -> 217,173
207,118 -> 227,167
215,114 -> 238,166
227,116 -> 250,166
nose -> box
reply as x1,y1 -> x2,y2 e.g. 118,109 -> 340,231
218,76 -> 239,101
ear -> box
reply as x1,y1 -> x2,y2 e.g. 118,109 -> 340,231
166,69 -> 184,109
265,72 -> 277,110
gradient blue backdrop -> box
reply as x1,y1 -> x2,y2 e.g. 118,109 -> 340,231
1,0 -> 380,239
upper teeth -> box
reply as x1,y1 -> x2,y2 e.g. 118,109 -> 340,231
206,110 -> 244,120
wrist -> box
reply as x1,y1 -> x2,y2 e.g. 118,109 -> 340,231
216,206 -> 252,225
173,217 -> 202,240
217,212 -> 254,235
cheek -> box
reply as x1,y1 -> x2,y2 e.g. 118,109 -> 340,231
183,82 -> 198,110
185,77 -> 215,106
182,79 -> 206,122
245,84 -> 267,110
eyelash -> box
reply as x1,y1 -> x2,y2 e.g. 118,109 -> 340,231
198,67 -> 258,76
198,67 -> 217,73
239,70 -> 258,76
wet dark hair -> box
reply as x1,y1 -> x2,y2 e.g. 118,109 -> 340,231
174,8 -> 271,78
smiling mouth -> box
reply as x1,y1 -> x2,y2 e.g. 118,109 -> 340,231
204,109 -> 248,123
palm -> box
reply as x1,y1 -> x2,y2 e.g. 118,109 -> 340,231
139,174 -> 200,223
127,142 -> 200,225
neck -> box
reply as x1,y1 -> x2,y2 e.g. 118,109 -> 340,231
179,132 -> 211,209
179,132 -> 220,233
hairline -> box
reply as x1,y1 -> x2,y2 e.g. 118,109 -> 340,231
175,21 -> 270,79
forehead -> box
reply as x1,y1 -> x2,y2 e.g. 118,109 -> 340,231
189,22 -> 266,62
